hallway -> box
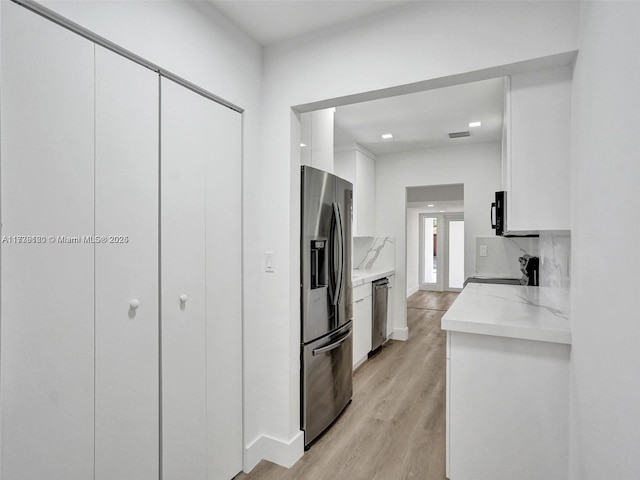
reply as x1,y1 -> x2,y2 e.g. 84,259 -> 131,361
237,290 -> 457,480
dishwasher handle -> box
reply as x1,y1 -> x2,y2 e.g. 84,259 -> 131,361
373,278 -> 389,288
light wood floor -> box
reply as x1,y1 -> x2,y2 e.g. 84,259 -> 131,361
235,290 -> 458,480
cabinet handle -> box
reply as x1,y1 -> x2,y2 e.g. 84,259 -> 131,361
179,294 -> 188,304
129,299 -> 140,310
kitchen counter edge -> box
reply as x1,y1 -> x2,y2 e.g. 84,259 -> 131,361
352,269 -> 395,287
441,283 -> 571,345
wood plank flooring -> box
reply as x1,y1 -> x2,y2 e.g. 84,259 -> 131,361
235,290 -> 457,480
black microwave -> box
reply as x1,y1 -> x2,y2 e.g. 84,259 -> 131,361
491,191 -> 506,236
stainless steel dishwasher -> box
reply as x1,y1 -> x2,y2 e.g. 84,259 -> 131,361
371,277 -> 389,351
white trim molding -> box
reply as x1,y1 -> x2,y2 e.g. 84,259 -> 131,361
391,326 -> 409,341
243,431 -> 304,473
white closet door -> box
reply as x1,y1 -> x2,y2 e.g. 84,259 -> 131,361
0,3 -> 95,480
205,103 -> 242,480
94,46 -> 159,480
161,78 -> 208,480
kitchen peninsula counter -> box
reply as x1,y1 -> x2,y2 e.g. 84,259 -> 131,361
441,283 -> 571,345
442,283 -> 571,480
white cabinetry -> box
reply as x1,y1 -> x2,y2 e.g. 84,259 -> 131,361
0,4 -> 242,480
446,331 -> 570,480
354,150 -> 375,236
334,146 -> 375,236
504,65 -> 572,232
352,283 -> 372,368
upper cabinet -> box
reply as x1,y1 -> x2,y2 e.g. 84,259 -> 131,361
335,146 -> 376,236
503,65 -> 573,233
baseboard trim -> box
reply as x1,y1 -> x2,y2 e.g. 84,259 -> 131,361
391,326 -> 409,341
243,431 -> 304,473
407,284 -> 419,297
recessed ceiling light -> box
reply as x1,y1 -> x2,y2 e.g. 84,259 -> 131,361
440,210 -> 445,213
381,133 -> 393,140
469,121 -> 482,128
300,143 -> 307,147
427,204 -> 435,207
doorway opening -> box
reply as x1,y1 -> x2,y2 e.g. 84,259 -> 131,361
407,184 -> 464,294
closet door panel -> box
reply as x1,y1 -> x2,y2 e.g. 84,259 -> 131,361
205,105 -> 243,479
0,3 -> 95,479
94,46 -> 159,480
160,78 -> 208,480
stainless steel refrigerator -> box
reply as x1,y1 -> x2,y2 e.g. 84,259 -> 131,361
300,165 -> 353,448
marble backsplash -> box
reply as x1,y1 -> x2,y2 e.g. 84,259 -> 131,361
475,232 -> 571,314
353,236 -> 395,271
475,236 -> 540,278
539,231 -> 571,314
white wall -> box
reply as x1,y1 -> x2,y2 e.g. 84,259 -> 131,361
23,0 -> 265,472
569,2 -> 640,478
259,1 -> 579,467
376,143 -> 502,335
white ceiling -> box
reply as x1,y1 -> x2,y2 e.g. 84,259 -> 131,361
206,1 -> 505,157
334,77 -> 505,156
207,0 -> 412,46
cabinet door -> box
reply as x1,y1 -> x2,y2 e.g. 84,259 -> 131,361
354,150 -> 375,236
0,3 -> 95,479
161,78 -> 209,480
352,295 -> 372,367
205,98 -> 243,479
94,46 -> 159,480
507,65 -> 572,232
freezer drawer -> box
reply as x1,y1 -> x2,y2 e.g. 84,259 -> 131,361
301,322 -> 353,447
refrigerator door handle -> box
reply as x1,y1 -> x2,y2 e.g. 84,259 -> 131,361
333,202 -> 344,306
312,329 -> 352,356
328,205 -> 337,305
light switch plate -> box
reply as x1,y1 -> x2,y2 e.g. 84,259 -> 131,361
264,252 -> 275,273
480,245 -> 488,257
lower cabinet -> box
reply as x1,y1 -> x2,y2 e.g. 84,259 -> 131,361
352,283 -> 372,368
446,331 -> 570,480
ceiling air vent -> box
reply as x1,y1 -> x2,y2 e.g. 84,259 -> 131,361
448,131 -> 471,139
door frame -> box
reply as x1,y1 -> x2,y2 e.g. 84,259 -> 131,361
419,212 -> 464,292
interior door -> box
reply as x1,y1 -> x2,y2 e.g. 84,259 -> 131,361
161,78 -> 208,480
0,3 -> 95,479
204,97 -> 243,479
161,77 -> 242,480
94,45 -> 160,480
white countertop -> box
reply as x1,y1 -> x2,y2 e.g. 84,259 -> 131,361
352,268 -> 395,287
441,283 -> 571,345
